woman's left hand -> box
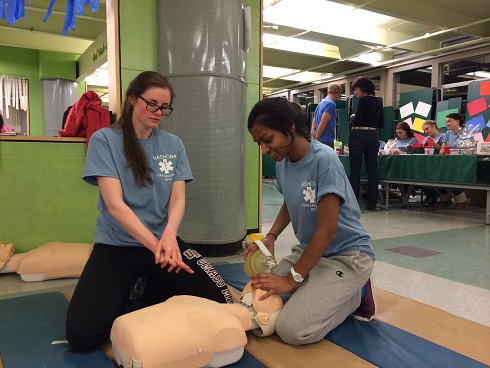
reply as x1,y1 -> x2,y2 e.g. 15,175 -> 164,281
250,272 -> 295,300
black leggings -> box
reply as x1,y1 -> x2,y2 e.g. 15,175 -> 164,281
66,238 -> 232,351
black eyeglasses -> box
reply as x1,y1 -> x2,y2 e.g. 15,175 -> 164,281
137,95 -> 173,116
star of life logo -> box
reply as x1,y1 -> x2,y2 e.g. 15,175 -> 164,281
301,181 -> 316,211
303,186 -> 316,204
159,159 -> 174,174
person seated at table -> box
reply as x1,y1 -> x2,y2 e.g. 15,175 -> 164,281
420,120 -> 444,205
393,122 -> 418,147
437,113 -> 467,210
421,120 -> 443,154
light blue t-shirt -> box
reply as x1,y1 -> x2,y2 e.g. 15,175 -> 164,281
443,130 -> 460,147
422,133 -> 444,145
394,137 -> 418,147
83,127 -> 193,246
274,140 -> 374,259
313,97 -> 336,143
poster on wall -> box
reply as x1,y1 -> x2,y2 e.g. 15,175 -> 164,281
466,80 -> 490,142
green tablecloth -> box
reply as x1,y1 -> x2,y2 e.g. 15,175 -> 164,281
339,155 -> 490,185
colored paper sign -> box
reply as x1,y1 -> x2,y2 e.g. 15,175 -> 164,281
465,115 -> 486,132
480,81 -> 490,96
414,133 -> 425,144
404,117 -> 413,128
436,108 -> 458,128
399,102 -> 414,119
473,132 -> 484,143
415,101 -> 431,117
467,97 -> 488,116
412,117 -> 425,133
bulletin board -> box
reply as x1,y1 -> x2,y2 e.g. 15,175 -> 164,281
466,79 -> 490,142
398,88 -> 435,144
434,97 -> 462,132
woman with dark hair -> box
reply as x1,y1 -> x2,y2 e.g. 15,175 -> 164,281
437,113 -> 467,209
66,71 -> 232,351
245,97 -> 375,345
440,112 -> 464,154
349,76 -> 384,211
393,122 -> 418,147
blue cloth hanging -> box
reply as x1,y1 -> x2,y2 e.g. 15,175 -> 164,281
42,0 -> 99,36
4,0 -> 25,25
0,0 -> 6,20
43,0 -> 56,22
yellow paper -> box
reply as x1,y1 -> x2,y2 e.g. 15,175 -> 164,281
412,117 -> 425,133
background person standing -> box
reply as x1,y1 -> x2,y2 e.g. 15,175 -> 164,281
348,76 -> 384,211
310,82 -> 342,149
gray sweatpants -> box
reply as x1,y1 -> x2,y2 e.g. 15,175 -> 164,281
275,245 -> 374,345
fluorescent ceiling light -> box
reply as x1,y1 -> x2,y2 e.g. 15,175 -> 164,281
86,62 -> 109,87
263,33 -> 339,58
348,52 -> 383,65
469,71 -> 490,79
263,65 -> 323,82
263,0 -> 394,43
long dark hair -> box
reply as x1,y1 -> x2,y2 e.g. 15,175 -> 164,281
395,121 -> 415,138
247,98 -> 309,146
113,71 -> 175,187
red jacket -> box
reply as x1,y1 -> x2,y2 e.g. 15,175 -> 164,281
59,91 -> 110,145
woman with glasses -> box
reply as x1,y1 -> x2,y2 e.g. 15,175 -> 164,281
66,71 -> 232,351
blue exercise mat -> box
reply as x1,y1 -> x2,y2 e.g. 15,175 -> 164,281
326,317 -> 488,368
0,290 -> 266,368
215,263 -> 488,368
0,292 -> 113,368
215,262 -> 250,291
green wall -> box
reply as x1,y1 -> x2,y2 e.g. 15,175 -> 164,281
244,0 -> 261,232
0,141 -> 99,253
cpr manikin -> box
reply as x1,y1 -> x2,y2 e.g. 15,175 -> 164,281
240,239 -> 283,337
110,238 -> 283,368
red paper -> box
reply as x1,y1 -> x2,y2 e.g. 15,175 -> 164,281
480,81 -> 490,96
467,97 -> 487,116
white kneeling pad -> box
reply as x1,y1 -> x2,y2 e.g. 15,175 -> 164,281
111,295 -> 252,368
240,281 -> 283,337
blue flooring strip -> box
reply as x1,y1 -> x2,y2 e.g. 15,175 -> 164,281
215,263 -> 488,368
326,317 -> 488,368
0,292 -> 114,368
215,262 -> 250,291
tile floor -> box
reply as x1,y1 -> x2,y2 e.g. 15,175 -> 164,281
1,179 -> 489,328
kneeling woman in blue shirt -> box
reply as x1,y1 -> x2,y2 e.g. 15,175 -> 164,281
245,97 -> 375,345
66,71 -> 232,351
